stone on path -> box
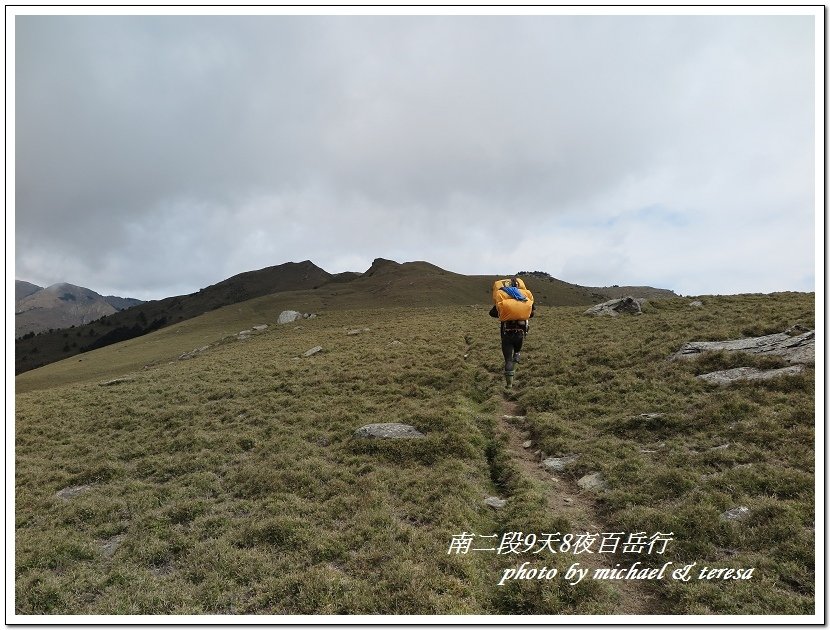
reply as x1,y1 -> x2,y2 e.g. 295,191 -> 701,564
353,423 -> 426,439
303,346 -> 323,357
484,497 -> 507,509
542,454 -> 579,473
252,324 -> 268,331
522,440 -> 533,449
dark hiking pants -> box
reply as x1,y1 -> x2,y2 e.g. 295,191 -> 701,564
501,330 -> 524,373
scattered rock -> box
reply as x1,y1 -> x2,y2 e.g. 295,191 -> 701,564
179,346 -> 210,361
697,365 -> 805,385
277,310 -> 303,324
672,330 -> 814,364
353,423 -> 426,439
721,506 -> 751,522
577,472 -> 609,492
100,534 -> 126,558
637,413 -> 665,420
99,377 -> 133,386
303,346 -> 324,357
563,498 -> 573,504
584,296 -> 644,317
542,454 -> 579,473
522,440 -> 533,449
303,313 -> 318,319
56,485 -> 93,501
346,329 -> 363,335
502,415 -> 526,422
484,496 -> 507,509
390,340 -> 403,346
689,300 -> 704,308
252,324 -> 268,331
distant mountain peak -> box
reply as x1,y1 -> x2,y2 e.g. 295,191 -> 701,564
365,258 -> 402,276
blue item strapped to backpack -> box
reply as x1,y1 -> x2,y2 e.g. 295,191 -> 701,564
500,286 -> 528,302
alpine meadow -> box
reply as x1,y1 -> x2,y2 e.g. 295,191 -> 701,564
14,260 -> 816,617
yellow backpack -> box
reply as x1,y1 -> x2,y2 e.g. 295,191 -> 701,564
492,278 -> 534,322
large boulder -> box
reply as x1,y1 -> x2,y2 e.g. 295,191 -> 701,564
584,296 -> 644,317
672,330 -> 814,364
278,310 -> 303,324
697,365 -> 805,386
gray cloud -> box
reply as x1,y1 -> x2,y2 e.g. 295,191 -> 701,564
14,14 -> 816,299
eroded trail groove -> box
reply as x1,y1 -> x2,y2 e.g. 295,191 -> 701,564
496,394 -> 661,615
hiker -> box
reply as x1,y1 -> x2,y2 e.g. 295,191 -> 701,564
490,276 -> 535,388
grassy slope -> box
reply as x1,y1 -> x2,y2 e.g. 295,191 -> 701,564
15,292 -> 815,615
15,258 -> 671,376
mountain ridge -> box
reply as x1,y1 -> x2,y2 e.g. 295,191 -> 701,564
15,281 -> 145,338
14,258 -> 676,374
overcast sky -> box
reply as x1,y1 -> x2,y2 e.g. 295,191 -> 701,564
13,11 -> 818,300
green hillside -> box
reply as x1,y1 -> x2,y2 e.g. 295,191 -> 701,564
15,290 -> 814,616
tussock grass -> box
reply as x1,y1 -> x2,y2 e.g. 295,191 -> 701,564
515,294 -> 815,614
15,294 -> 815,615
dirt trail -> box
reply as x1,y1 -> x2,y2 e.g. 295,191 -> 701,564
497,394 -> 662,615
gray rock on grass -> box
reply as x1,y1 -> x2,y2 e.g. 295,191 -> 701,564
672,330 -> 814,364
697,365 -> 805,385
99,377 -> 133,386
721,506 -> 751,522
179,346 -> 210,360
584,296 -> 645,317
303,346 -> 323,357
354,423 -> 425,439
278,310 -> 303,324
56,485 -> 93,500
542,454 -> 579,472
484,497 -> 507,509
577,472 -> 609,492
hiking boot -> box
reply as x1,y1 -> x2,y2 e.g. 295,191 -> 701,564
505,371 -> 514,389
513,352 -> 521,364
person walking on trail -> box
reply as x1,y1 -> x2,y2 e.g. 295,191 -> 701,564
490,276 -> 535,389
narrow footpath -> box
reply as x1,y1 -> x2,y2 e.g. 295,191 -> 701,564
496,392 -> 662,615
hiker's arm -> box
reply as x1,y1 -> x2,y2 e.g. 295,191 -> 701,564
530,303 -> 536,318
489,305 -> 498,318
